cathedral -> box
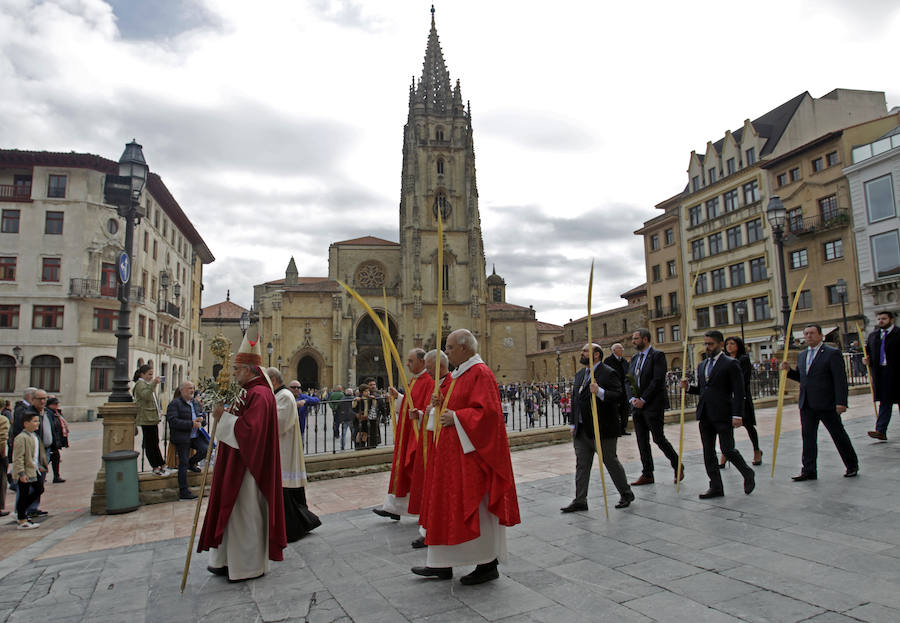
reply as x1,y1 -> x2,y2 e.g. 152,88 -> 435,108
250,10 -> 548,389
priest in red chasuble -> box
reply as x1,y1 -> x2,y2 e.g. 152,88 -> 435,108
413,329 -> 520,585
373,348 -> 435,522
198,334 -> 286,582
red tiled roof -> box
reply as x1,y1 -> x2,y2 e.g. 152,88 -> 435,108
536,321 -> 563,331
201,299 -> 249,320
264,277 -> 330,286
620,283 -> 648,298
332,236 -> 399,246
488,302 -> 532,312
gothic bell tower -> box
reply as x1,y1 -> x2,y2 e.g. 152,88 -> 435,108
399,6 -> 488,351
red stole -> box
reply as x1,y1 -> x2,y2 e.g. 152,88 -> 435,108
388,372 -> 435,500
198,376 -> 287,561
423,363 -> 520,546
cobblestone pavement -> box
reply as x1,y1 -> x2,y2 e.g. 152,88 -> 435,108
2,394 -> 899,622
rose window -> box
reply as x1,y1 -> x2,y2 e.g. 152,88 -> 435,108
357,263 -> 385,288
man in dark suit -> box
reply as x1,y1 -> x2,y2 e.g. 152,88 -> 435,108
681,330 -> 755,498
604,343 -> 630,435
865,310 -> 900,440
783,324 -> 858,480
561,343 -> 634,512
625,329 -> 682,485
166,381 -> 209,500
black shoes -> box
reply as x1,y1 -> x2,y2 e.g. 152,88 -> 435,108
372,508 -> 401,521
460,560 -> 499,585
179,491 -> 198,500
188,466 -> 202,473
52,478 -> 66,483
615,491 -> 636,509
560,502 -> 588,513
792,473 -> 817,482
411,566 -> 452,580
411,536 -> 426,549
844,468 -> 859,478
698,489 -> 724,499
744,471 -> 756,495
207,565 -> 228,576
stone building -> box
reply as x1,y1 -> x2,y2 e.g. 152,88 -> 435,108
198,291 -> 250,381
0,148 -> 213,419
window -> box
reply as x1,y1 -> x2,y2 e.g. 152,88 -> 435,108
602,323 -> 607,337
726,158 -> 736,175
100,262 -> 117,296
790,167 -> 801,182
33,305 -> 63,329
733,300 -> 749,321
671,325 -> 681,341
708,167 -> 717,184
0,355 -> 14,392
152,240 -> 158,260
742,180 -> 760,204
695,273 -> 708,294
492,287 -> 501,302
689,205 -> 702,226
726,225 -> 742,249
665,228 -> 675,245
826,151 -> 839,167
107,218 -> 118,235
826,284 -> 844,305
93,308 -> 119,331
811,157 -> 824,172
654,295 -> 663,315
650,234 -> 659,250
0,257 -> 15,281
708,233 -> 723,255
45,211 -> 64,234
154,209 -> 159,228
151,276 -> 157,301
163,219 -> 167,237
790,249 -> 808,269
865,175 -> 896,223
691,239 -> 705,260
90,356 -> 116,392
143,231 -> 149,252
669,292 -> 678,309
0,304 -> 19,328
777,173 -> 788,187
622,318 -> 628,333
148,318 -> 155,341
442,264 -> 449,292
818,194 -> 839,221
697,307 -> 711,329
47,175 -> 67,198
138,314 -> 146,337
436,159 -> 444,175
1,209 -> 20,233
749,257 -> 767,282
871,230 -> 900,278
692,175 -> 701,191
824,239 -> 843,261
651,265 -> 661,281
30,355 -> 60,392
714,304 -> 729,326
746,218 -> 763,243
656,327 -> 665,343
729,263 -> 746,286
705,197 -> 720,220
745,148 -> 756,165
794,290 -> 812,310
724,189 -> 739,212
711,268 -> 726,291
436,127 -> 445,141
787,208 -> 803,232
667,260 -> 676,277
41,257 -> 61,282
753,296 -> 771,320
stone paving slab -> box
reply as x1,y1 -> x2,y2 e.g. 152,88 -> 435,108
3,409 -> 900,622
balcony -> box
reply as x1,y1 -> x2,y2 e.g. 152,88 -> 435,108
0,184 -> 32,202
69,278 -> 146,304
649,305 -> 680,320
158,301 -> 180,318
786,209 -> 850,239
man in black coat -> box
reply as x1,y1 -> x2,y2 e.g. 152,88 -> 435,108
604,343 -> 631,435
783,324 -> 858,480
865,310 -> 900,440
625,329 -> 682,485
166,381 -> 209,500
561,343 -> 634,513
681,330 -> 755,498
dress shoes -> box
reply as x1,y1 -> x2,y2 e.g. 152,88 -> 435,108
844,468 -> 859,478
752,450 -> 764,466
179,491 -> 198,500
698,489 -> 724,499
631,475 -> 654,486
207,565 -> 228,577
411,566 -> 452,580
560,502 -> 588,513
615,491 -> 636,509
791,473 -> 817,482
674,465 -> 685,484
52,477 -> 66,483
868,431 -> 887,441
188,466 -> 202,473
460,560 -> 499,585
744,471 -> 755,495
411,535 -> 426,549
372,508 -> 401,521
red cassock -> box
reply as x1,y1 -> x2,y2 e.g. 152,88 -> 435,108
422,363 -> 520,546
388,372 -> 435,504
198,375 -> 287,561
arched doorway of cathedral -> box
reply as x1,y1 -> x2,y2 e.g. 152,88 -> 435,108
355,313 -> 399,389
297,356 -> 319,390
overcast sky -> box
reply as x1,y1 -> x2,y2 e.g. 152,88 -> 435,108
2,0 -> 898,326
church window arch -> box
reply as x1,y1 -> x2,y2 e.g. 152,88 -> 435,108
492,287 -> 502,302
435,126 -> 445,141
355,261 -> 386,288
433,190 -> 451,221
436,158 -> 444,175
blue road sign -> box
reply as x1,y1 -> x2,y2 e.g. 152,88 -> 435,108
117,251 -> 131,285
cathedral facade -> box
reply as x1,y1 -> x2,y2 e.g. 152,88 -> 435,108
251,12 -> 544,389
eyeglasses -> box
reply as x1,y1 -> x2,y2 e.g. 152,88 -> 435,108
289,386 -> 301,390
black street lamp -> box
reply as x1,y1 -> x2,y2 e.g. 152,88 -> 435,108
239,311 -> 250,336
765,195 -> 791,345
555,348 -> 561,385
267,342 -> 273,367
836,278 -> 849,349
735,300 -> 747,344
105,140 -> 148,402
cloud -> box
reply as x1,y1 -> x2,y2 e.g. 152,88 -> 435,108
107,0 -> 221,40
478,109 -> 598,152
307,0 -> 384,32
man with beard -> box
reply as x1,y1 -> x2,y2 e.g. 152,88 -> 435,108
199,334 -> 286,582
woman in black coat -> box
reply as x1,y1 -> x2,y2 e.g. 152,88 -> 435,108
722,336 -> 763,467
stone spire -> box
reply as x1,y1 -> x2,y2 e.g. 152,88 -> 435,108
414,5 -> 453,114
285,256 -> 298,286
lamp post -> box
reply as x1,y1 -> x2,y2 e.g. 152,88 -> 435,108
267,342 -> 273,367
105,140 -> 148,402
239,311 -> 250,336
555,348 -> 561,385
277,355 -> 282,373
765,195 -> 791,346
735,300 -> 747,344
836,278 -> 849,349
